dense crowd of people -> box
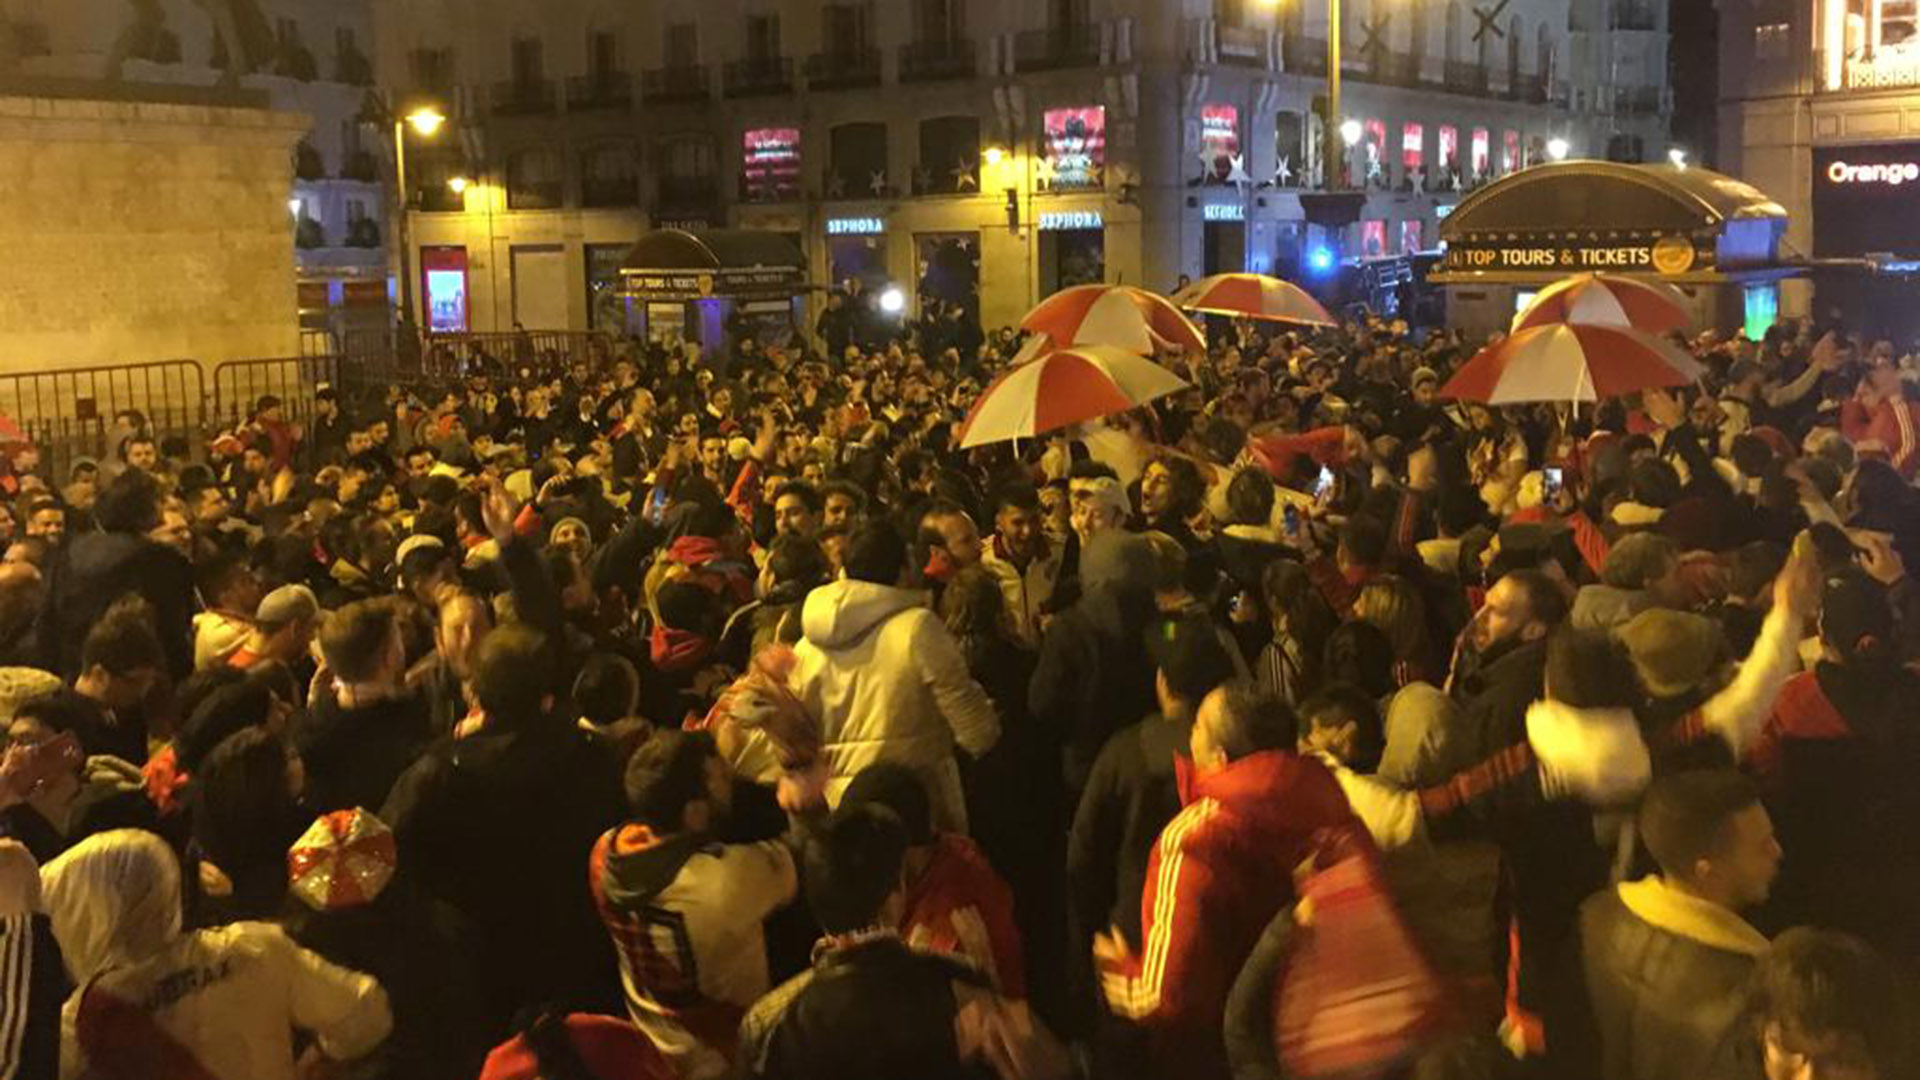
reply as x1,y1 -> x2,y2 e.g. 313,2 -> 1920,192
1,304 -> 1918,1080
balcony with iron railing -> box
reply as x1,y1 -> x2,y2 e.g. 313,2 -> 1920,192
723,56 -> 795,97
506,180 -> 564,210
1014,24 -> 1102,72
1215,23 -> 1270,67
334,46 -> 374,86
416,184 -> 463,213
1613,85 -> 1669,114
1611,1 -> 1659,31
899,38 -> 977,81
1281,35 -> 1328,76
657,175 -> 718,211
805,47 -> 882,90
581,176 -> 640,208
566,72 -> 633,110
642,65 -> 709,103
491,78 -> 557,114
1508,72 -> 1547,103
1444,59 -> 1487,94
339,150 -> 379,183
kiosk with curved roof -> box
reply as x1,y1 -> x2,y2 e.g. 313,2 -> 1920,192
1430,161 -> 1800,333
620,228 -> 806,300
620,229 -> 807,355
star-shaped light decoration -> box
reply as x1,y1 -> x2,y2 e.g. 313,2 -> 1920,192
1035,156 -> 1057,189
952,158 -> 978,190
1225,153 -> 1252,189
912,164 -> 933,193
1197,146 -> 1220,184
825,171 -> 846,199
1451,170 -> 1465,192
1085,161 -> 1104,188
869,170 -> 887,195
1274,156 -> 1293,186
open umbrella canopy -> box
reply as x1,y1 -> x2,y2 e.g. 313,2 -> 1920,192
1440,323 -> 1705,405
1511,273 -> 1691,335
1171,273 -> 1336,327
956,344 -> 1190,448
1020,285 -> 1206,355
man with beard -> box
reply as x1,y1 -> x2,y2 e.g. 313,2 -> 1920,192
1448,567 -> 1568,766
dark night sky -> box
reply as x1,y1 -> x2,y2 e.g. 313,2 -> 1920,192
1668,0 -> 1720,166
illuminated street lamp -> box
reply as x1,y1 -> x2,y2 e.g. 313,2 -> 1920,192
447,176 -> 470,195
1546,137 -> 1570,161
1340,119 -> 1363,146
405,107 -> 446,137
1667,147 -> 1688,169
982,146 -> 1005,167
390,101 -> 448,332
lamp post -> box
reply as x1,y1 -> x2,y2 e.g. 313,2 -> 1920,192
393,105 -> 446,336
1327,0 -> 1344,190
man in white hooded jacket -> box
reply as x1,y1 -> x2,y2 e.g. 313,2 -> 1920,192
790,521 -> 999,832
40,829 -> 390,1080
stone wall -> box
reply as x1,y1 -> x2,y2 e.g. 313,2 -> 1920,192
0,88 -> 310,372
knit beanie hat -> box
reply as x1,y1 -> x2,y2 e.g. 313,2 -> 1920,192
1615,608 -> 1724,699
287,809 -> 397,911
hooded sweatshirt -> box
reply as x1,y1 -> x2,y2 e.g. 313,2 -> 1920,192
1098,749 -> 1359,1080
790,579 -> 1000,832
588,823 -> 797,1080
41,830 -> 390,1080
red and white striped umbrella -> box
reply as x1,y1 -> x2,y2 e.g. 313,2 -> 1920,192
1440,324 -> 1706,405
1171,273 -> 1337,326
1511,273 -> 1690,334
287,809 -> 397,911
957,344 -> 1190,448
1020,285 -> 1206,355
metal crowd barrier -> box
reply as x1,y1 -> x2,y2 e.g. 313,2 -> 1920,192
0,360 -> 206,482
0,328 -> 618,481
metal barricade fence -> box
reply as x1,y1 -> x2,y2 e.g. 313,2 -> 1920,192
210,355 -> 343,433
0,329 -> 616,481
0,361 -> 207,483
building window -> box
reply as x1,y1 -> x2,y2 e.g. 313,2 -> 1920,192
1470,127 -> 1489,179
665,23 -> 698,68
1401,123 -> 1424,172
916,115 -> 980,194
1502,130 -> 1520,173
1362,118 -> 1387,188
828,122 -> 889,198
589,30 -> 621,77
1879,0 -> 1918,51
1275,111 -> 1305,186
917,0 -> 965,45
1361,219 -> 1387,257
659,136 -> 717,210
505,147 -> 563,209
823,3 -> 874,52
1401,219 -> 1423,253
742,128 -> 802,202
746,15 -> 781,62
408,46 -> 455,91
1202,104 -> 1242,185
1754,22 -> 1790,57
581,142 -> 639,207
1042,106 -> 1107,191
511,37 -> 544,85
